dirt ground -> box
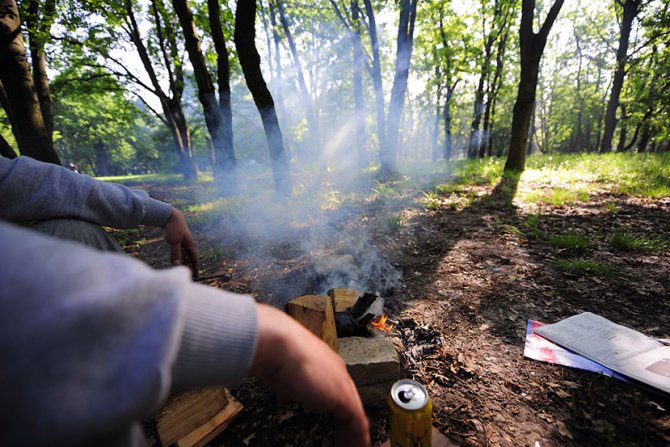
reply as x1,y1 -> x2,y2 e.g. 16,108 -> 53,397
124,176 -> 670,447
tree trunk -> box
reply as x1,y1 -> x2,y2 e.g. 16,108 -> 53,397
485,11 -> 511,157
616,103 -> 627,152
0,132 -> 17,158
443,83 -> 455,161
431,63 -> 442,162
0,0 -> 59,164
207,0 -> 235,185
131,0 -> 196,180
22,0 -> 56,138
504,0 -> 564,173
172,0 -> 236,194
276,0 -> 320,158
383,0 -> 418,175
362,0 -> 386,160
351,0 -> 366,167
234,0 -> 291,196
600,0 -> 640,153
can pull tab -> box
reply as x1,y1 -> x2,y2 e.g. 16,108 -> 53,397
398,387 -> 416,403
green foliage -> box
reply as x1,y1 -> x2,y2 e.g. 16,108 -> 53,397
524,211 -> 542,240
421,191 -> 441,211
611,231 -> 667,253
51,67 -> 161,175
554,259 -> 615,276
548,233 -> 592,251
372,181 -> 400,198
385,214 -> 404,233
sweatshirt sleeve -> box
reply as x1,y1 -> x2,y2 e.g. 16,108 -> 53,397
0,222 -> 258,447
0,156 -> 173,228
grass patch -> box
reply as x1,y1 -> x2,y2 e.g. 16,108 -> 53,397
385,214 -> 404,233
548,233 -> 592,251
555,259 -> 615,276
97,173 -> 184,184
603,202 -> 619,214
611,231 -> 667,252
524,211 -> 542,240
521,187 -> 590,206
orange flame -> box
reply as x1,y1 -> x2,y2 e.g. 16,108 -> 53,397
371,314 -> 394,333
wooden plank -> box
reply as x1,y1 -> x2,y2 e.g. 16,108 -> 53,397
176,390 -> 244,447
286,295 -> 338,352
327,288 -> 361,312
155,387 -> 229,446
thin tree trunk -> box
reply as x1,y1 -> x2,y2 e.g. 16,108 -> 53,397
362,0 -> 386,159
0,132 -> 17,158
172,0 -> 236,194
351,0 -> 366,166
235,0 -> 291,195
208,0 -> 235,182
23,0 -> 56,138
431,63 -> 442,161
600,0 -> 640,153
384,0 -> 418,175
0,0 -> 59,164
504,0 -> 564,172
443,82 -> 456,160
617,103 -> 627,152
131,0 -> 197,180
276,0 -> 320,157
485,12 -> 511,157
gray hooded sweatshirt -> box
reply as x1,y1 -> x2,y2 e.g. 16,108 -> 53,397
0,156 -> 258,446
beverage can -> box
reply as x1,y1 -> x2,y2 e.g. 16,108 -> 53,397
388,379 -> 432,447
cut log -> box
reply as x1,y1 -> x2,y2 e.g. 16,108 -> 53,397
286,295 -> 338,352
327,288 -> 361,312
155,387 -> 242,447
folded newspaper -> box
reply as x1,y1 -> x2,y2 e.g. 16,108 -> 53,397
524,320 -> 629,382
534,312 -> 670,394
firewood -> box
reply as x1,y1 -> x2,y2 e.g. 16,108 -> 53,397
286,295 -> 338,352
155,387 -> 242,447
327,288 -> 361,312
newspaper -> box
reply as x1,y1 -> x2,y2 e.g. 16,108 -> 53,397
534,312 -> 670,394
523,320 -> 629,382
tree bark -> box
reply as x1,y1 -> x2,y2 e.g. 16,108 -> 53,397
351,0 -> 366,166
207,0 -> 235,183
383,0 -> 418,175
0,132 -> 17,158
234,0 -> 291,196
443,82 -> 456,160
22,0 -> 56,138
172,0 -> 236,193
129,0 -> 196,180
276,0 -> 320,158
362,0 -> 386,161
600,0 -> 640,153
504,0 -> 564,172
0,0 -> 59,164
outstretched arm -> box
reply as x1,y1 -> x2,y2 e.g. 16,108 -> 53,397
0,155 -> 198,273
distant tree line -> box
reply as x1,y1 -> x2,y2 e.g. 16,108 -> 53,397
1,0 -> 668,193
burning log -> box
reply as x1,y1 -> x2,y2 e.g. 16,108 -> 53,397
285,295 -> 338,352
332,291 -> 385,337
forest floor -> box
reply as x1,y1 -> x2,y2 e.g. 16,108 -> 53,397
118,162 -> 670,447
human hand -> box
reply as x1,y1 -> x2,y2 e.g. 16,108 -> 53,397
163,208 -> 199,278
250,304 -> 370,447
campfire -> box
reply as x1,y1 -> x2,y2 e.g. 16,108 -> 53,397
285,288 -> 401,408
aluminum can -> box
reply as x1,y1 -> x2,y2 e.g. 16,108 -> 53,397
388,379 -> 432,447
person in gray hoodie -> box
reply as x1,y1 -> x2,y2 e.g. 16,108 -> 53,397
0,156 -> 370,447
0,155 -> 199,275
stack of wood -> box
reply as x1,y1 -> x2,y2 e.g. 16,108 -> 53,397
152,387 -> 243,447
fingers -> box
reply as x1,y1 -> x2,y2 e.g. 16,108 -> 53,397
163,208 -> 199,278
183,237 -> 199,278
